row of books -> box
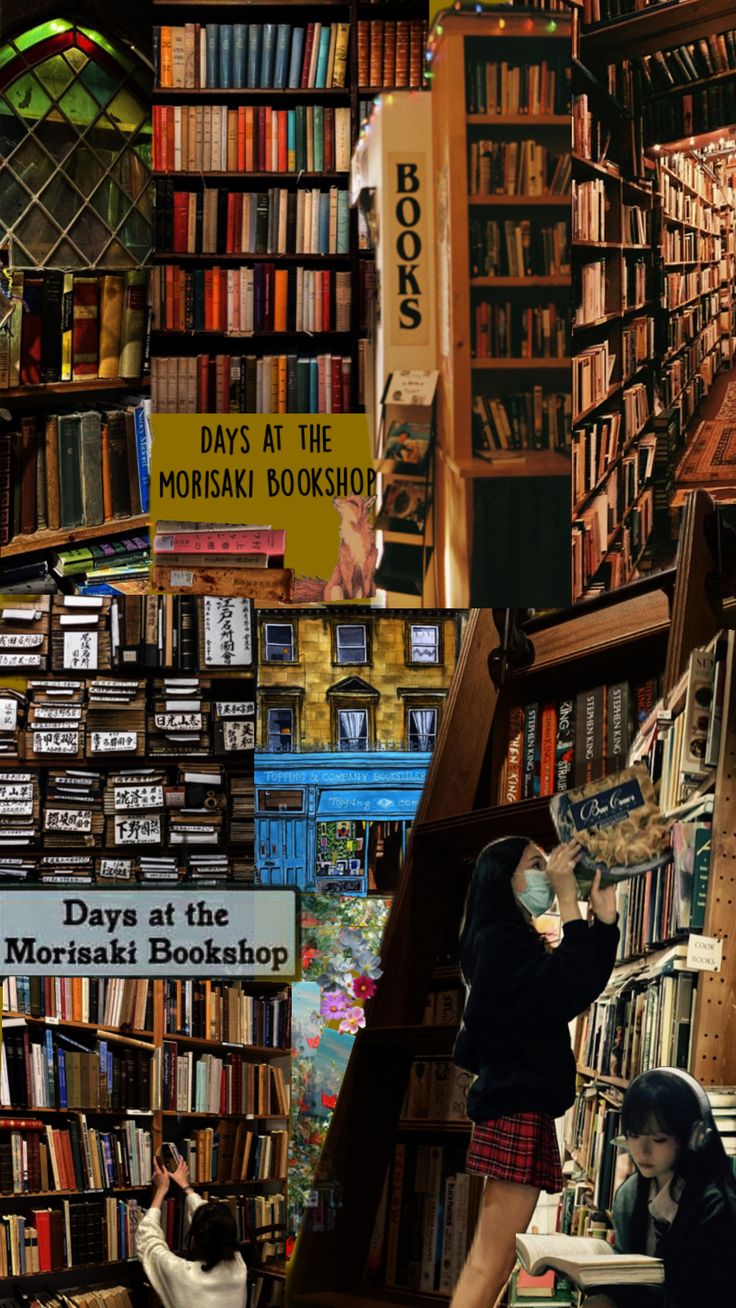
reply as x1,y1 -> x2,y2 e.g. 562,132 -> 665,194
572,409 -> 625,507
0,271 -> 147,390
574,482 -> 654,600
499,675 -> 659,802
573,339 -> 614,419
615,809 -> 712,959
663,265 -> 719,311
155,182 -> 350,255
0,1114 -> 152,1194
646,82 -> 736,141
150,351 -> 352,414
468,218 -> 570,277
152,103 -> 351,174
636,29 -> 736,90
1,403 -> 151,546
1,1026 -> 152,1111
468,139 -> 570,196
623,202 -> 650,246
472,390 -> 571,456
162,1045 -> 288,1118
472,303 -> 569,359
401,1058 -> 470,1123
630,632 -> 733,816
0,1287 -> 131,1308
623,256 -> 647,308
576,259 -> 610,325
662,227 -> 721,265
572,178 -> 607,243
356,20 -> 427,89
0,595 -> 254,671
465,58 -> 571,115
622,314 -> 654,377
0,852 -> 253,886
2,976 -> 151,1033
572,93 -> 616,165
577,958 -> 696,1082
563,1098 -> 629,1218
163,980 -> 290,1048
155,20 -> 350,90
660,176 -> 719,234
150,264 -> 351,335
369,1143 -> 483,1294
0,1198 -> 108,1275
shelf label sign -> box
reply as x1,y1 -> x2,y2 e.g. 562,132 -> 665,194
0,889 -> 298,978
686,934 -> 723,973
387,153 -> 431,345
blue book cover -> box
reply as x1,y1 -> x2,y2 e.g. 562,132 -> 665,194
314,24 -> 331,89
76,583 -> 125,595
58,1046 -> 68,1109
233,24 -> 247,88
313,104 -> 325,171
288,28 -> 304,88
287,108 -> 296,158
45,1028 -> 56,1106
296,358 -> 309,410
99,1039 -> 108,1105
309,358 -> 318,411
219,24 -> 233,89
273,24 -> 291,89
133,403 -> 150,513
336,190 -> 349,254
247,25 -> 263,89
261,23 -> 276,87
205,25 -> 219,88
318,193 -> 329,253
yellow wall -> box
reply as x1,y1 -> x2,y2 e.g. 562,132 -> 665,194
258,612 -> 460,748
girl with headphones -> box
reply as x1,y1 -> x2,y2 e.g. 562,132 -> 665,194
136,1157 -> 248,1308
585,1067 -> 736,1308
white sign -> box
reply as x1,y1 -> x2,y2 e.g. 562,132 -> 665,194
62,596 -> 104,609
0,700 -> 18,730
0,634 -> 43,647
155,714 -> 203,731
223,721 -> 255,751
1,609 -> 41,622
33,707 -> 83,721
0,889 -> 298,977
90,732 -> 138,753
114,785 -> 164,812
170,570 -> 193,586
686,934 -> 723,973
32,732 -> 79,754
0,802 -> 33,816
216,702 -> 254,717
98,859 -> 135,879
0,654 -> 41,666
63,631 -> 98,670
114,815 -> 162,844
45,809 -> 93,833
0,785 -> 33,800
204,597 -> 252,666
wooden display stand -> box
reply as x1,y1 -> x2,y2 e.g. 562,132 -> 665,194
287,488 -> 736,1308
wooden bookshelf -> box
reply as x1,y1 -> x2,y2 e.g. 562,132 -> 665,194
287,491 -> 736,1303
0,976 -> 290,1283
429,10 -> 572,608
1,515 -> 151,560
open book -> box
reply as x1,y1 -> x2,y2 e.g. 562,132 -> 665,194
516,1234 -> 664,1290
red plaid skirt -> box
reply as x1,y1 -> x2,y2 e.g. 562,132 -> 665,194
466,1112 -> 562,1193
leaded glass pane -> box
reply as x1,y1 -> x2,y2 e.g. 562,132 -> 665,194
119,208 -> 152,261
15,207 -> 61,260
58,81 -> 99,129
6,73 -> 51,123
103,237 -> 134,267
0,173 -> 32,230
86,112 -> 127,163
64,143 -> 105,196
111,148 -> 147,200
53,236 -> 85,265
106,89 -> 145,137
10,137 -> 55,189
68,208 -> 110,261
63,48 -> 88,73
35,53 -> 75,100
90,176 -> 127,228
16,21 -> 73,53
0,110 -> 29,158
41,174 -> 83,229
80,60 -> 119,108
35,114 -> 78,162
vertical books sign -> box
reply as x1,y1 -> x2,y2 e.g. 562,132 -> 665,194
387,152 -> 431,347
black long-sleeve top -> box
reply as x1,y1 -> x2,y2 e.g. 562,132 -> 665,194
453,915 -> 620,1121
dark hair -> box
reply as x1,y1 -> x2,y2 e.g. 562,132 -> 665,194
188,1200 -> 239,1272
621,1068 -> 736,1251
458,836 -> 536,983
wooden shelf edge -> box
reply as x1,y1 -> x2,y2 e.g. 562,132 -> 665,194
2,515 -> 150,559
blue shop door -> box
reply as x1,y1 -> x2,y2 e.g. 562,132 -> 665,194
257,817 -> 308,887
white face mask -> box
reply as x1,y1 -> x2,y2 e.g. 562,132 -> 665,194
516,869 -> 555,917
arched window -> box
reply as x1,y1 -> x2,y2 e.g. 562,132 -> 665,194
0,19 -> 152,267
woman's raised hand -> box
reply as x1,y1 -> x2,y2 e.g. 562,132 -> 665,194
544,841 -> 581,904
152,1157 -> 171,1194
589,869 -> 617,924
170,1157 -> 191,1189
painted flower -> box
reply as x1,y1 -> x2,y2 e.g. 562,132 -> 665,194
338,1006 -> 367,1035
338,927 -> 364,950
301,946 -> 320,969
306,1035 -> 320,1049
320,990 -> 349,1020
353,974 -> 377,1000
321,1092 -> 338,1109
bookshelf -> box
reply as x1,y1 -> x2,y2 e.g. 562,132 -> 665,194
286,488 -> 736,1305
429,9 -> 572,608
0,592 -> 255,886
150,0 -> 427,414
0,975 -> 290,1294
0,14 -> 154,591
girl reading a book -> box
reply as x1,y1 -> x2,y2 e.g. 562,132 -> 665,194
136,1157 -> 247,1308
451,836 -> 619,1308
585,1067 -> 736,1308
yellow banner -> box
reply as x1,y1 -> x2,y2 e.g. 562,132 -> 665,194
150,413 -> 375,579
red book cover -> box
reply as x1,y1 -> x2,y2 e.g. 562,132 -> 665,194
20,276 -> 43,386
20,415 -> 37,535
226,193 -> 236,253
323,269 -> 331,331
539,702 -> 558,797
331,355 -> 342,412
197,353 -> 210,408
166,106 -> 175,172
258,105 -> 267,171
34,1209 -> 53,1271
72,276 -> 99,379
263,263 -> 274,332
152,104 -> 161,170
341,358 -> 351,411
265,106 -> 273,170
505,705 -> 525,804
301,23 -> 315,88
204,268 -> 214,332
172,192 -> 189,252
155,528 -> 286,554
278,111 -> 287,172
245,106 -> 254,172
324,109 -> 335,172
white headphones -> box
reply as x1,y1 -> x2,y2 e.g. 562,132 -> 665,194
626,1067 -> 715,1153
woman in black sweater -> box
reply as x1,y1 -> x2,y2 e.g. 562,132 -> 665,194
585,1067 -> 736,1308
451,836 -> 619,1308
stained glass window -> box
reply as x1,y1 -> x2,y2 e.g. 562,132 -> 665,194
0,21 -> 152,267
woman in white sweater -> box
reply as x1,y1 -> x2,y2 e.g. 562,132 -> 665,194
136,1157 -> 248,1308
